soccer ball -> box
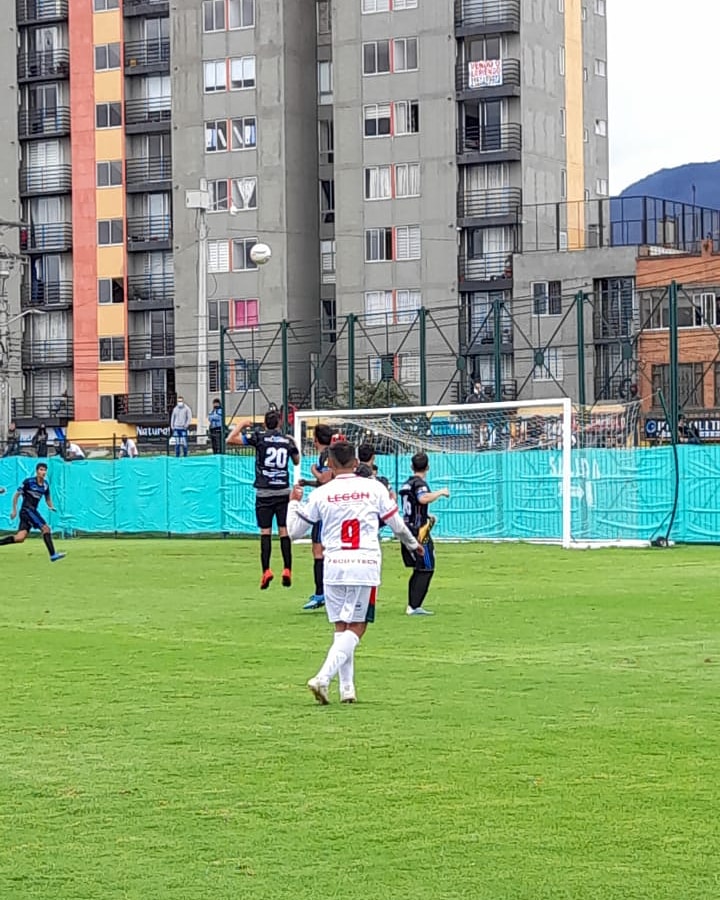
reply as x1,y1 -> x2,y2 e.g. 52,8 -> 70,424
249,242 -> 272,266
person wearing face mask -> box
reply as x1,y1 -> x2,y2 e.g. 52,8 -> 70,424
170,396 -> 192,458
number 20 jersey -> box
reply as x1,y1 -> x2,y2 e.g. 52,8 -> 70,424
245,430 -> 298,493
299,473 -> 399,586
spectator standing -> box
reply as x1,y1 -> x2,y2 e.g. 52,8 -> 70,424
32,424 -> 49,458
3,422 -> 20,457
208,398 -> 224,454
170,396 -> 192,457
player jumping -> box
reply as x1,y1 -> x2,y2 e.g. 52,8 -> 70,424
300,423 -> 334,611
287,440 -> 422,704
228,409 -> 300,590
0,463 -> 65,561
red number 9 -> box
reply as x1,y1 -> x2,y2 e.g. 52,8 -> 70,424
341,518 -> 360,550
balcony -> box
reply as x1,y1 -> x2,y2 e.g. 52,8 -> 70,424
125,157 -> 172,193
124,39 -> 170,75
20,164 -> 72,197
12,394 -> 74,427
16,0 -> 68,26
123,0 -> 169,17
127,274 -> 174,310
457,187 -> 522,226
127,216 -> 172,252
457,122 -> 522,163
19,107 -> 71,140
128,334 -> 175,369
455,0 -> 520,36
456,58 -> 520,97
20,222 -> 72,253
18,49 -> 70,83
458,252 -> 513,289
21,281 -> 73,310
116,392 -> 177,424
125,98 -> 171,133
22,339 -> 73,369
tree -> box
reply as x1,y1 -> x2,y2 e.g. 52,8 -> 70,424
339,377 -> 416,409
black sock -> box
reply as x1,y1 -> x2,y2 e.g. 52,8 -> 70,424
313,558 -> 324,595
280,536 -> 292,570
0,535 -> 16,546
260,534 -> 272,571
43,532 -> 56,557
409,570 -> 434,609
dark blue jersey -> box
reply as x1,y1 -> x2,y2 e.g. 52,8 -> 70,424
243,429 -> 299,492
399,475 -> 429,534
19,477 -> 51,513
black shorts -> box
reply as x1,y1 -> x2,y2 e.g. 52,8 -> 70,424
19,508 -> 47,532
255,494 -> 289,530
311,521 -> 323,545
402,538 -> 435,572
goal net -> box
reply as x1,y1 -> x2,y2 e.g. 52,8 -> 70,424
293,399 -> 652,548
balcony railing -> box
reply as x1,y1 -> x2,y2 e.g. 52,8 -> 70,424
459,252 -> 513,283
458,187 -> 522,221
128,334 -> 175,361
127,216 -> 172,248
125,98 -> 171,129
19,107 -> 71,139
123,0 -> 169,16
127,274 -> 174,305
22,339 -> 73,368
12,394 -> 74,422
16,0 -> 68,25
20,222 -> 72,253
125,157 -> 172,187
455,58 -> 520,93
454,0 -> 520,32
18,49 -> 70,82
124,39 -> 170,72
457,122 -> 522,156
117,392 -> 177,420
20,164 -> 72,196
21,281 -> 73,309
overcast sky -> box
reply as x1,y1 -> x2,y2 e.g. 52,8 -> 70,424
608,0 -> 720,193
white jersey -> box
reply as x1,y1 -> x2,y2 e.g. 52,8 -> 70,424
290,473 -> 403,586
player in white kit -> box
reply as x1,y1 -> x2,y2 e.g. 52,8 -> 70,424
287,440 -> 422,704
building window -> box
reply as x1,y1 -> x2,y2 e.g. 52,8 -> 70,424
208,239 -> 230,273
98,219 -> 123,246
363,40 -> 391,75
595,118 -> 607,136
95,43 -> 121,71
318,60 -> 334,104
365,228 -> 393,262
691,292 -> 720,328
231,177 -> 258,211
99,336 -> 125,363
208,179 -> 230,212
230,56 -> 256,90
205,119 -> 228,152
395,163 -> 421,198
559,46 -> 565,75
99,395 -> 114,419
398,353 -> 420,384
594,58 -> 607,77
365,165 -> 392,200
560,107 -> 566,136
204,59 -> 227,92
560,168 -> 567,200
98,278 -> 124,305
94,0 -> 119,10
395,225 -> 421,260
393,37 -> 418,73
364,291 -> 422,326
532,281 -> 562,316
584,128 -> 589,143
363,103 -> 391,137
317,0 -> 331,33
203,0 -> 225,31
320,240 -> 336,284
394,100 -> 420,134
320,180 -> 335,224
208,299 -> 230,332
533,348 -> 563,382
96,161 -> 122,188
594,0 -> 606,14
362,0 -> 390,11
393,0 -> 419,8
231,116 -> 257,150
319,119 -> 334,164
233,298 -> 259,328
232,238 -> 258,271
229,0 -> 255,29
596,178 -> 608,196
653,364 -> 703,408
368,353 -> 419,385
96,102 -> 122,129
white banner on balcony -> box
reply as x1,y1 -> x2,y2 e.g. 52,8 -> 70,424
468,59 -> 503,88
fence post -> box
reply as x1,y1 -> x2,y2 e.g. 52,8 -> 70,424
219,325 -> 227,452
347,313 -> 355,408
493,293 -> 502,401
281,319 -> 289,431
419,306 -> 427,406
576,290 -> 586,407
668,280 -> 679,443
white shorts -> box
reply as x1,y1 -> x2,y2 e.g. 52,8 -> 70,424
325,584 -> 377,624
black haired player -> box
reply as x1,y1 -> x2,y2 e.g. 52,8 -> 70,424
0,463 -> 65,561
300,423 -> 334,610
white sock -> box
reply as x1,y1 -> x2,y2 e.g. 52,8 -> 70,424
316,630 -> 359,685
339,649 -> 355,692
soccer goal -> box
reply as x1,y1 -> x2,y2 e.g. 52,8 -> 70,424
293,398 -> 651,549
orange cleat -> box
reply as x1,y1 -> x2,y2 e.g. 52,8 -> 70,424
281,568 -> 292,587
260,569 -> 274,590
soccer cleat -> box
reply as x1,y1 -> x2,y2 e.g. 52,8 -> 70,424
260,569 -> 274,590
417,515 -> 437,545
340,685 -> 357,704
406,606 -> 434,616
307,677 -> 329,705
281,568 -> 292,588
302,594 -> 325,611
50,553 -> 66,562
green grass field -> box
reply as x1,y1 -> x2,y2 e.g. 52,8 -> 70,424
1,539 -> 718,900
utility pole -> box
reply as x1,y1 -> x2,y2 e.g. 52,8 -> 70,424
186,183 -> 210,445
0,249 -> 25,448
